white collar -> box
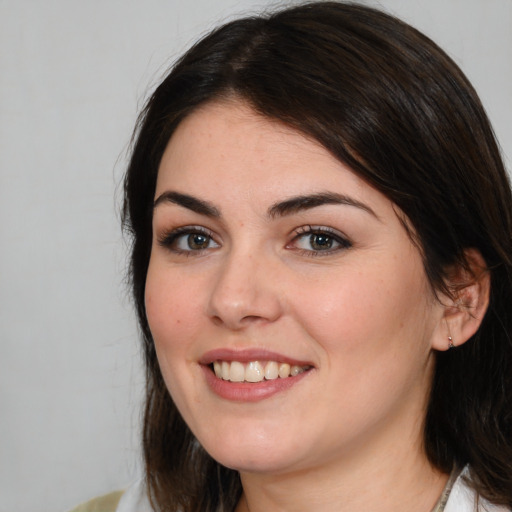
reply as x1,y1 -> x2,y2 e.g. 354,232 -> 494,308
444,466 -> 509,512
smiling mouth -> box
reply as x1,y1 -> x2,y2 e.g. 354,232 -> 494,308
211,360 -> 312,383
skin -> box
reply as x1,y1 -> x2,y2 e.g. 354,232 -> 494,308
145,100 -> 485,511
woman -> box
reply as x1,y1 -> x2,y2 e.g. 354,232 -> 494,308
74,2 -> 512,511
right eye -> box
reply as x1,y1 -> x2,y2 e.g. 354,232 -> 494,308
158,227 -> 220,254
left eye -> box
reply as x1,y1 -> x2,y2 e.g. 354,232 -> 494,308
159,228 -> 220,253
177,233 -> 216,251
291,228 -> 351,253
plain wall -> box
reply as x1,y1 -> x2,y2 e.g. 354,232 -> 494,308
0,1 -> 510,511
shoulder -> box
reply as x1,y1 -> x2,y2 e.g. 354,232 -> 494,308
445,467 -> 511,512
68,479 -> 152,512
68,490 -> 124,512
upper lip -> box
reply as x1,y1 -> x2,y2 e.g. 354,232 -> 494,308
199,348 -> 314,367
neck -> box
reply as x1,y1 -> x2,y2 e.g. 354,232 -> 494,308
235,430 -> 448,512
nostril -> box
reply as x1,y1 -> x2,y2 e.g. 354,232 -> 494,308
241,315 -> 267,323
210,315 -> 224,327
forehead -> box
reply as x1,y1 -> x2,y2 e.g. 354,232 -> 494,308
156,100 -> 374,204
161,101 -> 329,171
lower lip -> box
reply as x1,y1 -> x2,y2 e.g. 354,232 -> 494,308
201,365 -> 310,402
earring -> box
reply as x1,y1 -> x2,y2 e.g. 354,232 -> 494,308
446,320 -> 455,349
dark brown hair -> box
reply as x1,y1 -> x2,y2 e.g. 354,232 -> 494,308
123,2 -> 512,510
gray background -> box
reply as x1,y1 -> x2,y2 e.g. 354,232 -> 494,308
1,1 -> 510,511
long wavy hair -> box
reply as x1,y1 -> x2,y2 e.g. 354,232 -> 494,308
122,2 -> 512,510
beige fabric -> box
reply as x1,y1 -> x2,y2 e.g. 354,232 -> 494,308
68,490 -> 124,512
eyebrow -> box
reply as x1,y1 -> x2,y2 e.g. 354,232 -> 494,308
153,191 -> 220,217
267,192 -> 378,220
153,190 -> 377,220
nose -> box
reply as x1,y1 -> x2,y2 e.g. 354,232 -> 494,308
206,250 -> 283,330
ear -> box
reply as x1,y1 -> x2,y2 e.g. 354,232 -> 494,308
431,248 -> 490,351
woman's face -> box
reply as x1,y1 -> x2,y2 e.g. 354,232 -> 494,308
145,100 -> 445,475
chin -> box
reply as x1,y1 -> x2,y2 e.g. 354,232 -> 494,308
209,448 -> 298,474
196,425 -> 309,475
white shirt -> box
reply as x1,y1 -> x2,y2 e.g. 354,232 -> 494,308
444,467 -> 509,512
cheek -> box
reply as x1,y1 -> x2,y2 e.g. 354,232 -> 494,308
144,262 -> 205,356
292,255 -> 433,357
290,259 -> 436,432
144,263 -> 208,413
145,285 -> 186,343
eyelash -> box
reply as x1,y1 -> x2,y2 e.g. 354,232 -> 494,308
157,226 -> 219,255
157,225 -> 352,257
289,225 -> 352,257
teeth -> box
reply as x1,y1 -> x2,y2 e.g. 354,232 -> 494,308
245,361 -> 264,382
278,363 -> 290,378
264,361 -> 279,380
230,361 -> 245,382
290,365 -> 304,376
212,360 -> 309,382
221,361 -> 230,380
